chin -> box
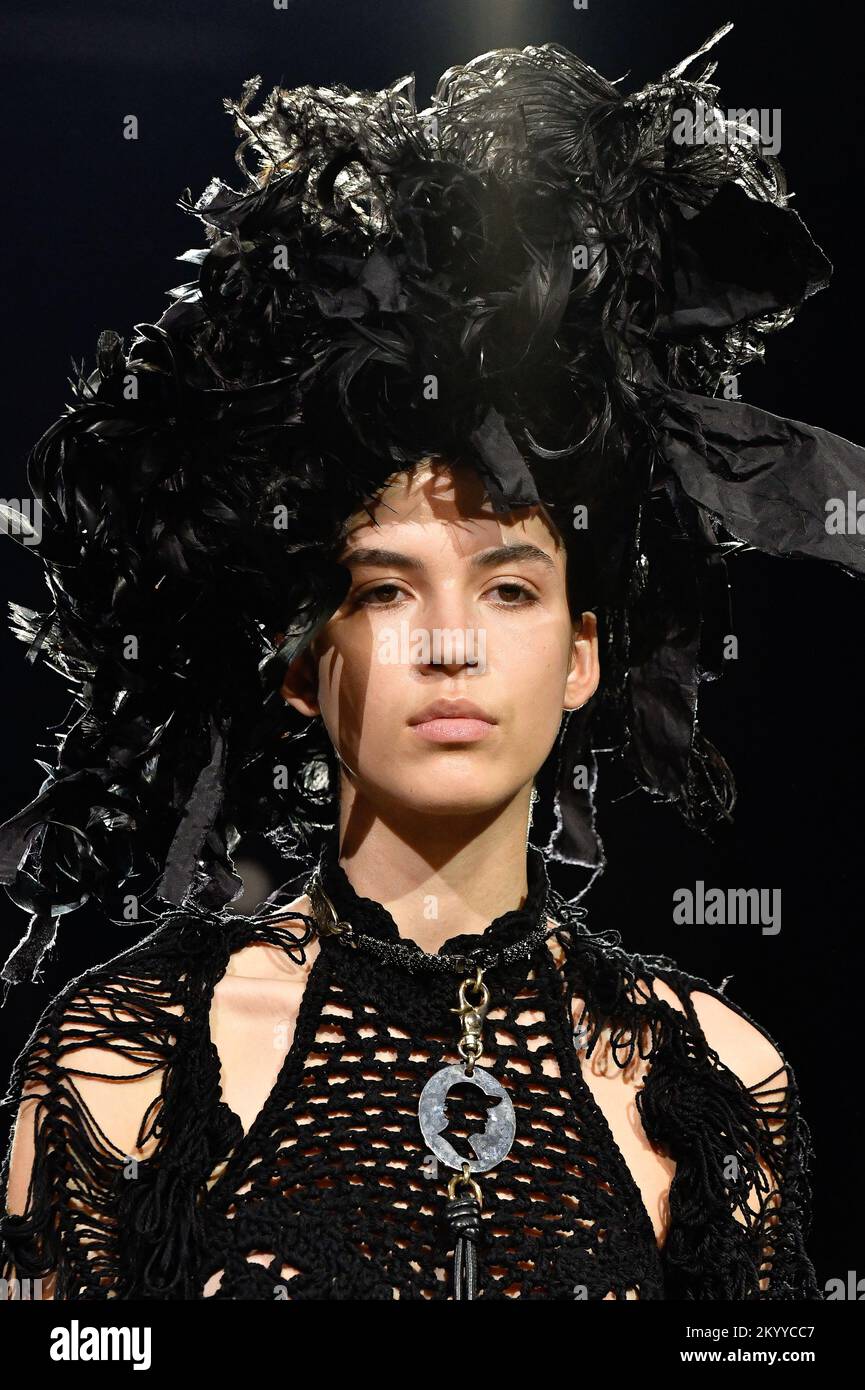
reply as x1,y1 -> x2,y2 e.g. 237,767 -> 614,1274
372,774 -> 527,820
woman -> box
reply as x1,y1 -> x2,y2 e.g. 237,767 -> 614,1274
0,28 -> 858,1299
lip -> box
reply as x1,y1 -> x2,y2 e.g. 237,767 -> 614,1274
408,699 -> 497,726
408,699 -> 497,744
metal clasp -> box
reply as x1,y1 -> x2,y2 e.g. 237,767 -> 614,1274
447,1160 -> 483,1208
306,869 -> 351,937
451,966 -> 490,1076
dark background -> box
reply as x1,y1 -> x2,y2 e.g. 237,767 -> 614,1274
0,0 -> 861,1292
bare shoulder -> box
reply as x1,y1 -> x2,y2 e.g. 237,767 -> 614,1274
2,896 -> 316,1270
687,988 -> 788,1091
3,945 -> 185,1224
545,931 -> 787,1093
644,973 -> 788,1092
6,952 -> 180,1090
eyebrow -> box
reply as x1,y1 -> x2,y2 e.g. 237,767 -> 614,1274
340,543 -> 558,573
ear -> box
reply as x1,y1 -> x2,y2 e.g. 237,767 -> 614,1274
274,630 -> 321,718
563,610 -> 600,712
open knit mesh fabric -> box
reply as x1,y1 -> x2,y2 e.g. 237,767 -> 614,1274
0,845 -> 822,1300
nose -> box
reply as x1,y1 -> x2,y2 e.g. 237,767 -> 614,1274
416,588 -> 486,674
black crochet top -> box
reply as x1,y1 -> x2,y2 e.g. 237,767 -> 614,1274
0,844 -> 822,1300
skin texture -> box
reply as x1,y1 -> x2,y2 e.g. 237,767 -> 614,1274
277,457 -> 598,949
3,459 -> 790,1297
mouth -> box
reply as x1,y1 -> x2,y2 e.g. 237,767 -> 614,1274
408,699 -> 497,744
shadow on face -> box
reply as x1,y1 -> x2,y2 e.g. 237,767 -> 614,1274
278,458 -> 599,835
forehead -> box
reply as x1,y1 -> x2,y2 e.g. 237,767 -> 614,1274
340,460 -> 564,561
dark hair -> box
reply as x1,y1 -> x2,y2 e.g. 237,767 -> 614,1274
0,29 -> 842,991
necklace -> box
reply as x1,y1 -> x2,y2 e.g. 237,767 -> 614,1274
303,845 -> 570,1300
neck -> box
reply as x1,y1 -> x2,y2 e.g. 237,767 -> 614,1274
334,778 -> 536,954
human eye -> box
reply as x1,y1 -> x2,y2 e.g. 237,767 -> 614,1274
353,582 -> 408,609
484,581 -> 538,608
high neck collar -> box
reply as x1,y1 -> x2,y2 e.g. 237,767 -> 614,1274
313,838 -> 551,962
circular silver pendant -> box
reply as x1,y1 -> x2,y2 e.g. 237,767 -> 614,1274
418,1063 -> 516,1173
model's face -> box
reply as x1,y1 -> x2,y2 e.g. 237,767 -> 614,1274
280,460 -> 599,821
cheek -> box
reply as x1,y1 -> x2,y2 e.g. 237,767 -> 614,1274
498,617 -> 571,690
498,628 -> 572,748
313,632 -> 401,749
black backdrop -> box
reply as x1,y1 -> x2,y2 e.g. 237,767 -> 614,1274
0,0 -> 862,1295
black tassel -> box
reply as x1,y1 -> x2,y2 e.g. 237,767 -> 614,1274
157,713 -> 228,907
445,1192 -> 482,1300
0,911 -> 58,992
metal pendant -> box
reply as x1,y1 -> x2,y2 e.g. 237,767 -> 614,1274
417,964 -> 515,1300
418,1062 -> 516,1173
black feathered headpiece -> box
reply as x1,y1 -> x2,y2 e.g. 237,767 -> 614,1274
2,23 -> 864,996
